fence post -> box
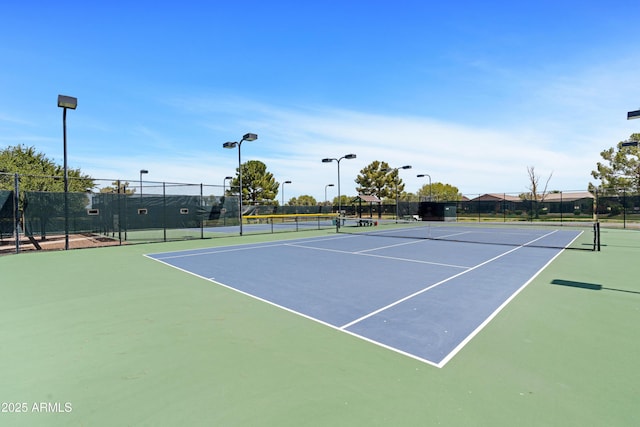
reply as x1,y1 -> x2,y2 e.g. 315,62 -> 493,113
14,173 -> 20,253
163,182 -> 167,242
117,180 -> 122,244
503,193 -> 506,222
623,187 -> 627,229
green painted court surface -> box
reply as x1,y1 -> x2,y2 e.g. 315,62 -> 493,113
1,228 -> 639,426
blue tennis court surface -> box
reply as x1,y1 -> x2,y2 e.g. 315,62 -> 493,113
146,227 -> 582,367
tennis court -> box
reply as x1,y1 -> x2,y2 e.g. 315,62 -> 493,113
147,222 -> 592,367
1,222 -> 638,426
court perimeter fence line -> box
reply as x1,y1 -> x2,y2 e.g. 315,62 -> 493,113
0,172 -> 638,254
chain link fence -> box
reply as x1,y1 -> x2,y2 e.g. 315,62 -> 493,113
1,172 -> 638,254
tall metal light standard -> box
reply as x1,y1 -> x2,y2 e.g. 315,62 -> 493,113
322,154 -> 356,221
382,165 -> 412,220
281,180 -> 292,206
57,95 -> 77,250
625,109 -> 640,201
223,133 -> 258,236
622,140 -> 640,188
417,173 -> 432,201
139,169 -> 148,199
223,176 -> 233,195
324,183 -> 334,205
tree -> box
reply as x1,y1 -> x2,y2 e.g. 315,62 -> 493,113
288,195 -> 317,206
523,166 -> 553,219
354,161 -> 400,200
400,192 -> 420,202
417,182 -> 462,202
226,160 -> 278,204
0,145 -> 95,192
590,133 -> 640,195
99,181 -> 135,194
331,194 -> 352,207
524,166 -> 553,201
0,145 -> 95,239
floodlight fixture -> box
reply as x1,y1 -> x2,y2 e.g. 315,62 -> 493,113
627,109 -> 640,120
621,140 -> 639,147
57,95 -> 77,110
223,141 -> 237,149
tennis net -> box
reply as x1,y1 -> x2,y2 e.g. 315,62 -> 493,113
337,218 -> 601,251
242,213 -> 337,234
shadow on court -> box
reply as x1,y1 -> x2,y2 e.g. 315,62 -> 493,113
551,279 -> 640,295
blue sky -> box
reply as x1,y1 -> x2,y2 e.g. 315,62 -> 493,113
1,1 -> 639,201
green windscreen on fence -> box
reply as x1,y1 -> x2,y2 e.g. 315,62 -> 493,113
21,190 -> 241,242
23,191 -> 95,237
0,190 -> 13,236
92,194 -> 203,231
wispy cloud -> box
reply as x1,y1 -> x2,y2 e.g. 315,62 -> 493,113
73,98 -> 608,199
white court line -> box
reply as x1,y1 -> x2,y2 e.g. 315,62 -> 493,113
355,238 -> 425,253
146,234 -> 352,260
146,228 -> 563,368
284,242 -> 470,269
339,230 -> 559,331
438,241 -> 567,367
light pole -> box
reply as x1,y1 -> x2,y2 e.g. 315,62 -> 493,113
324,183 -> 334,205
417,173 -> 432,201
223,133 -> 258,236
139,169 -> 148,199
281,180 -> 292,206
223,176 -> 233,196
322,154 -> 356,220
57,94 -> 77,250
621,141 -> 640,186
625,109 -> 639,195
382,165 -> 412,220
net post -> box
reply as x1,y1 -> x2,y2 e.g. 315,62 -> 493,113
596,221 -> 601,251
200,183 -> 204,239
163,182 -> 167,242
